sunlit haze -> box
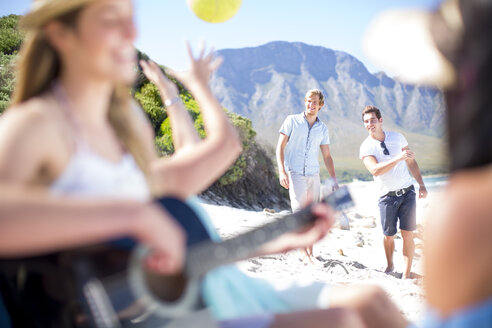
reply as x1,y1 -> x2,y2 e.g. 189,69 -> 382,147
1,0 -> 442,73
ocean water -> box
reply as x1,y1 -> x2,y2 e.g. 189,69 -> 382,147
417,175 -> 448,192
327,175 -> 448,192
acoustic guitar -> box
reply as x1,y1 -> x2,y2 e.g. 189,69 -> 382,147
1,186 -> 353,327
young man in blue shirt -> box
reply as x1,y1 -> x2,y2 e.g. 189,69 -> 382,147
276,89 -> 338,261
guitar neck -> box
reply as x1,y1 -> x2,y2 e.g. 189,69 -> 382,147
185,186 -> 353,277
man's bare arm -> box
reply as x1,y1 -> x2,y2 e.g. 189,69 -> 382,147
320,144 -> 338,188
362,148 -> 414,177
276,133 -> 290,189
404,146 -> 427,198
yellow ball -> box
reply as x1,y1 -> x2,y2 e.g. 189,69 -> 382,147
186,0 -> 243,23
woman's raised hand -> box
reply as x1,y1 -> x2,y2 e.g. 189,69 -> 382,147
166,42 -> 223,91
140,59 -> 179,101
140,42 -> 222,100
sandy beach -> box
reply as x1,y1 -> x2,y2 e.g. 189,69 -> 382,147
199,180 -> 443,324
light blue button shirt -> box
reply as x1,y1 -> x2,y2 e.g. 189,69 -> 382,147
279,113 -> 330,176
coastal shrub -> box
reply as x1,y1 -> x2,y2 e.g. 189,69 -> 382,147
228,113 -> 256,150
135,77 -> 258,187
134,83 -> 165,136
0,53 -> 15,113
154,95 -> 206,155
133,51 -> 150,91
0,15 -> 22,55
217,156 -> 247,186
155,133 -> 174,156
0,15 -> 22,114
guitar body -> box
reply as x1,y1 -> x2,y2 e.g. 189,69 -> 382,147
0,197 -> 214,328
71,197 -> 214,327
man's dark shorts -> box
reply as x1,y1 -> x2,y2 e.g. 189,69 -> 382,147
378,185 -> 416,236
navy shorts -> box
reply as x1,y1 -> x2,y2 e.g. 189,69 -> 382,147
378,185 -> 416,236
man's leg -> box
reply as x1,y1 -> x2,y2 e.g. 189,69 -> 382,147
383,235 -> 395,273
378,194 -> 398,273
287,173 -> 312,262
398,188 -> 417,279
304,175 -> 321,259
287,172 -> 305,213
305,246 -> 313,258
401,230 -> 415,279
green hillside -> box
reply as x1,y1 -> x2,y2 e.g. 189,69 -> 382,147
0,14 -> 22,113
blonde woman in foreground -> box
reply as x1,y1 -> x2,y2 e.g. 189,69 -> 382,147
0,0 -> 373,327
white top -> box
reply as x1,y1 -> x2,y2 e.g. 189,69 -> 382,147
359,131 -> 414,197
50,148 -> 150,201
49,81 -> 150,201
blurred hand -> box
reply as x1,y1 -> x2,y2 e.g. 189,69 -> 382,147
332,180 -> 339,191
419,185 -> 428,198
135,204 -> 186,274
279,171 -> 289,189
399,149 -> 415,161
330,285 -> 408,328
140,59 -> 179,101
166,42 -> 223,92
258,203 -> 335,255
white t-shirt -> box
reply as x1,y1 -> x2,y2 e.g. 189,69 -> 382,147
359,131 -> 414,197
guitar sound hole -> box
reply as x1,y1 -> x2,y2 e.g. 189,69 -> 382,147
144,269 -> 187,303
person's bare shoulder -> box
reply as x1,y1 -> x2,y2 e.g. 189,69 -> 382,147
446,166 -> 492,225
424,167 -> 492,254
0,95 -> 60,133
424,167 -> 492,260
0,95 -> 65,181
425,166 -> 492,312
444,167 -> 492,254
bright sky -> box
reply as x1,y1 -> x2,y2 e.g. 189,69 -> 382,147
1,0 -> 441,73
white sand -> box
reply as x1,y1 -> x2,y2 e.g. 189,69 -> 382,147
199,181 -> 440,324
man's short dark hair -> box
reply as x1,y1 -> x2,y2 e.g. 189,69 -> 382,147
362,106 -> 382,121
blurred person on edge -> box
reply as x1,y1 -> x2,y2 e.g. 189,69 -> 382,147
364,0 -> 492,326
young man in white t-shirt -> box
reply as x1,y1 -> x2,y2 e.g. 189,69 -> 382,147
359,106 -> 427,279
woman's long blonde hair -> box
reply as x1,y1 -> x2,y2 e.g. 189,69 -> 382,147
13,6 -> 152,182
